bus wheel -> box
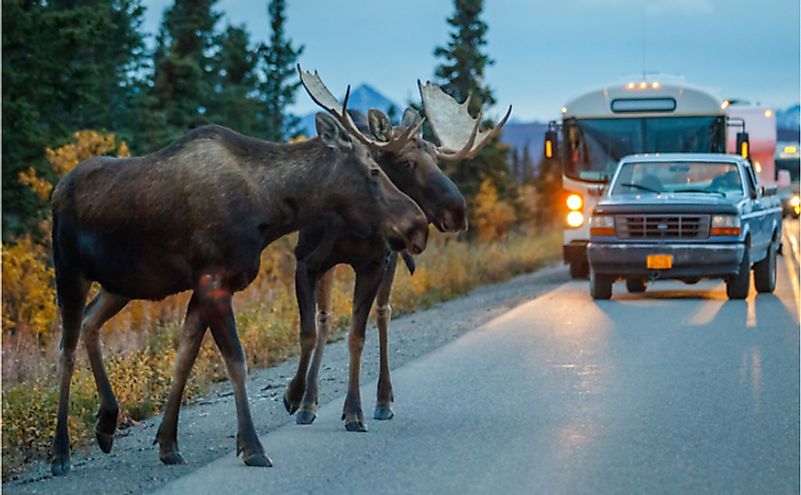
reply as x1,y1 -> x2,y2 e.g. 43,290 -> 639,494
569,260 -> 589,279
590,270 -> 613,300
625,277 -> 647,293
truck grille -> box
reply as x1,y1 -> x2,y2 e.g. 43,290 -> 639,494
615,215 -> 710,239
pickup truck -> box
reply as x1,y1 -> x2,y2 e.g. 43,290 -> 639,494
587,153 -> 783,300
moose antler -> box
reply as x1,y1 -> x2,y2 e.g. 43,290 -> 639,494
418,81 -> 512,161
298,65 -> 424,152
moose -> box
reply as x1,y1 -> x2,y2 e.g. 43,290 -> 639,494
282,68 -> 511,430
49,104 -> 430,474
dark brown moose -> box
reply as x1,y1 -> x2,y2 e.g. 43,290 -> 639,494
49,112 -> 429,475
283,68 -> 511,430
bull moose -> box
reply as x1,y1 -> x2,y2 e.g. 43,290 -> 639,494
49,107 -> 429,474
283,68 -> 511,430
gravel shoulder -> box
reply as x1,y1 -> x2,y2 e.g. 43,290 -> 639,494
4,264 -> 567,495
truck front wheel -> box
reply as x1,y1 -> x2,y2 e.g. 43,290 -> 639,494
726,246 -> 751,300
590,270 -> 613,300
754,241 -> 777,293
625,277 -> 647,293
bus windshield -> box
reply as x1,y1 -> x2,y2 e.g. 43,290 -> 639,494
563,116 -> 725,182
611,161 -> 743,197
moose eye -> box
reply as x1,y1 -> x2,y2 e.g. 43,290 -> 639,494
403,160 -> 414,168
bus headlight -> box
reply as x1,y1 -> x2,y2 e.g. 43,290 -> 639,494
711,215 -> 741,236
589,215 -> 614,236
566,211 -> 584,228
566,193 -> 583,211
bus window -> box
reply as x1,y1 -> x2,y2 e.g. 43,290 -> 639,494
645,117 -> 724,153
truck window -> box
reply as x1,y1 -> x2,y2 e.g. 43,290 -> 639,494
744,164 -> 758,198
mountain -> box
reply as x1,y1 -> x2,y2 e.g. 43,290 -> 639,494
297,83 -> 400,137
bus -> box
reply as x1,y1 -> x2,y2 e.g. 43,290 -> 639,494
545,79 -> 770,278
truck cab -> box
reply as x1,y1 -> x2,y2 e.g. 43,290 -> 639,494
587,153 -> 783,300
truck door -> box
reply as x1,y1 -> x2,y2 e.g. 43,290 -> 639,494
743,162 -> 769,259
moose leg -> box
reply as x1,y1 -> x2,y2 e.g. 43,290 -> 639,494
343,261 -> 386,432
204,283 -> 271,467
155,294 -> 207,465
51,272 -> 90,476
296,269 -> 335,425
81,289 -> 129,453
374,253 -> 398,421
283,261 -> 319,415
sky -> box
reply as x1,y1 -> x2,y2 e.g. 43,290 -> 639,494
141,0 -> 801,123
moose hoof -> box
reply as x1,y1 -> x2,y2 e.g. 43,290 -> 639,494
95,429 -> 115,453
295,409 -> 317,425
160,450 -> 188,465
345,421 -> 368,433
243,452 -> 272,467
373,407 -> 394,421
51,456 -> 71,476
282,392 -> 300,415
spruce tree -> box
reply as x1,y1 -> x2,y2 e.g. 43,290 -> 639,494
207,25 -> 261,136
259,0 -> 304,141
140,0 -> 221,150
2,0 -> 146,238
432,0 -> 517,222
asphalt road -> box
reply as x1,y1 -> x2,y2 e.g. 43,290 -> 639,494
155,221 -> 800,495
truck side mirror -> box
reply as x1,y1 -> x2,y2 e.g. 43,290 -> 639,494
778,170 -> 791,188
736,132 -> 750,159
544,130 -> 558,159
761,185 -> 777,197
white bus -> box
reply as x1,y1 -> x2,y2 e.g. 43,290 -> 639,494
545,80 -> 759,278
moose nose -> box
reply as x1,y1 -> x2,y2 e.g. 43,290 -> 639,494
440,197 -> 468,233
405,223 -> 428,255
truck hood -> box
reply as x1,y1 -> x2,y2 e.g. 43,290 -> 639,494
594,193 -> 739,215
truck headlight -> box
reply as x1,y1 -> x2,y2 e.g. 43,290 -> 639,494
589,215 -> 614,236
711,215 -> 741,236
791,195 -> 800,207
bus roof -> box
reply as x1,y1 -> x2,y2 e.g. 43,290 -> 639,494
562,81 -> 724,119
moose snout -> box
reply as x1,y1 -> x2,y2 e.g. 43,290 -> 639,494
404,218 -> 429,255
439,196 -> 468,233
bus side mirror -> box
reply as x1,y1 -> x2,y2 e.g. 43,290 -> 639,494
736,132 -> 750,159
778,170 -> 791,188
544,130 -> 558,159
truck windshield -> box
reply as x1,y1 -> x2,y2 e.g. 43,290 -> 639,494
563,116 -> 725,182
611,161 -> 744,197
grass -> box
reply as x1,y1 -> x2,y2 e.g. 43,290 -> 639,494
1,228 -> 561,477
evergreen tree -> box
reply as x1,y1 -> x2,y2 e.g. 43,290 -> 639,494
207,25 -> 261,135
259,0 -> 305,141
140,0 -> 222,150
432,0 -> 517,223
433,0 -> 495,117
2,0 -> 146,238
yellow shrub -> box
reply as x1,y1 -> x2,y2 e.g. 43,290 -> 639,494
473,178 -> 517,241
1,237 -> 57,343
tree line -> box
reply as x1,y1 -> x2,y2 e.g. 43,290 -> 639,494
3,0 -> 542,242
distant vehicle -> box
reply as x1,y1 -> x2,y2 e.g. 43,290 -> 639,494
587,153 -> 782,300
775,143 -> 800,218
543,80 -> 772,279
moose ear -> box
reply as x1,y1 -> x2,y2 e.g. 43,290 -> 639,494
401,107 -> 423,134
316,113 -> 352,151
367,109 -> 393,142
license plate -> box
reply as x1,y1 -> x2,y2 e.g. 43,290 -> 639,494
647,255 -> 673,269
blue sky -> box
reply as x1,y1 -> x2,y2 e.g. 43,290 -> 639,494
142,0 -> 800,122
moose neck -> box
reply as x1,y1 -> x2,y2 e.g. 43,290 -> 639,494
243,137 -> 341,245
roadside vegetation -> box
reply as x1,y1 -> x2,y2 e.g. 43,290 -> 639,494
2,0 -> 564,477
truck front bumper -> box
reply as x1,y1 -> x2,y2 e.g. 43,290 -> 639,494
588,242 -> 745,278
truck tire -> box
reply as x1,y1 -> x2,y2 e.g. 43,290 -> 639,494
726,246 -> 750,300
754,241 -> 777,293
625,277 -> 647,293
569,260 -> 589,279
590,270 -> 613,300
